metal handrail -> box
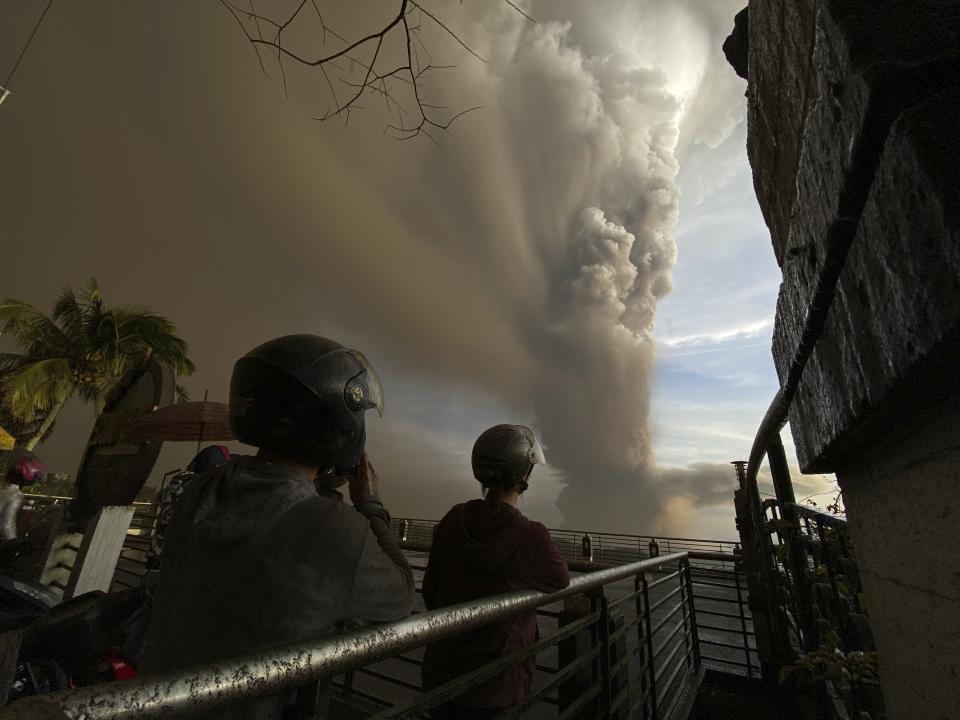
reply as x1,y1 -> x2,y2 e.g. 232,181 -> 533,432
14,495 -> 753,681
4,552 -> 692,720
21,494 -> 154,508
788,503 -> 847,530
393,516 -> 738,548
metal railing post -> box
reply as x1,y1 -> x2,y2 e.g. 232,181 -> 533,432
733,549 -> 754,678
634,573 -> 651,720
641,574 -> 659,720
594,587 -> 613,719
683,558 -> 702,670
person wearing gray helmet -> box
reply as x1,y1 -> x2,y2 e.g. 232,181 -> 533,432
141,334 -> 414,719
422,424 -> 570,719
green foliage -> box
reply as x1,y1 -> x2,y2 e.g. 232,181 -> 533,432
779,632 -> 879,689
0,279 -> 195,448
26,474 -> 76,498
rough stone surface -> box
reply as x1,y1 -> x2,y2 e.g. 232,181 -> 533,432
753,0 -> 960,471
746,0 -> 818,265
777,89 -> 960,471
740,4 -> 960,719
722,7 -> 750,80
839,401 -> 960,720
747,0 -> 960,267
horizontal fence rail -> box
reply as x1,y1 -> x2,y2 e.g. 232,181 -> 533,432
11,497 -> 755,716
5,553 -> 702,720
393,518 -> 740,563
394,518 -> 755,681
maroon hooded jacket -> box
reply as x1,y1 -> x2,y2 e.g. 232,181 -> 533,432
421,498 -> 570,708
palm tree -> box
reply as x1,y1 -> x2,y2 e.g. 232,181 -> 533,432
0,278 -> 195,451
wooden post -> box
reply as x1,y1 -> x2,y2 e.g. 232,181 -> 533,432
64,506 -> 135,598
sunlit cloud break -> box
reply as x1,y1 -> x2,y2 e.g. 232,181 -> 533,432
659,319 -> 774,349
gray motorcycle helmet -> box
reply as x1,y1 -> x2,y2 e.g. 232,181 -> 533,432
230,334 -> 383,473
471,424 -> 546,490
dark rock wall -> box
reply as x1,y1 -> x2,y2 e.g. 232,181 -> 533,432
746,0 -> 960,471
738,2 -> 960,718
746,0 -> 817,266
779,88 -> 960,471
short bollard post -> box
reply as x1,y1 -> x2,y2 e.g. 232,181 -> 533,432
582,534 -> 594,562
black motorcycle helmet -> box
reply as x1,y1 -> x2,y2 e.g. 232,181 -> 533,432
471,424 -> 546,491
229,334 -> 383,473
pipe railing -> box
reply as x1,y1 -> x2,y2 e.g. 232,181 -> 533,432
3,553 -> 700,720
345,544 -> 755,709
15,497 -> 754,682
393,517 -> 739,563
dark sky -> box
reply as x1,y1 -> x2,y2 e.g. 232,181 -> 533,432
1,1 -> 828,538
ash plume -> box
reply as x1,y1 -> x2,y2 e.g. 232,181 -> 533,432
0,0 -> 751,534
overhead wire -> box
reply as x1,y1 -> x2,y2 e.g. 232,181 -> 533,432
2,0 -> 55,91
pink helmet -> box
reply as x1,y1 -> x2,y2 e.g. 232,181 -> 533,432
7,455 -> 45,486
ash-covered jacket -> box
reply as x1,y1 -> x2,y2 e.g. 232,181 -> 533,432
141,456 -> 415,719
421,498 -> 570,708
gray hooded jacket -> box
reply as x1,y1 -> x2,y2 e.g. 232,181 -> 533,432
141,456 -> 415,717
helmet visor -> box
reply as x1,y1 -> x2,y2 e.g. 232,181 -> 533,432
344,349 -> 385,417
526,433 -> 546,465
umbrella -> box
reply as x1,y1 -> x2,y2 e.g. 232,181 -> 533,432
0,426 -> 14,452
124,400 -> 233,444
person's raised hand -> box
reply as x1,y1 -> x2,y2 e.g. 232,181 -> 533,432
349,451 -> 379,505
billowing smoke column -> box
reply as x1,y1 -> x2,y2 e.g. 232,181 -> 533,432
212,0 -> 746,532
275,0 -> 748,531
533,208 -> 665,528
464,3 -> 718,530
0,0 -> 788,535
304,0 -> 747,532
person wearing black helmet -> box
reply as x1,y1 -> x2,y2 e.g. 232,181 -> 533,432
141,335 -> 415,718
421,425 -> 570,719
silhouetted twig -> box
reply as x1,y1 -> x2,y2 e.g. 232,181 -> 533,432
220,0 -> 535,141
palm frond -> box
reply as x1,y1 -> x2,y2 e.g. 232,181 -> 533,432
0,299 -> 69,354
52,286 -> 82,338
0,352 -> 36,376
82,278 -> 102,305
0,358 -> 75,420
113,308 -> 195,376
4,281 -> 195,426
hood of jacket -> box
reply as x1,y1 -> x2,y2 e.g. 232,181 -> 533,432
189,456 -> 321,548
455,498 -> 527,573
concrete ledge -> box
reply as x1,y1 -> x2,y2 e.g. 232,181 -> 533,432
839,401 -> 960,720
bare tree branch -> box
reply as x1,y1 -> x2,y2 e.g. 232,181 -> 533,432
410,1 -> 487,64
503,0 -> 536,24
222,0 -> 532,141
